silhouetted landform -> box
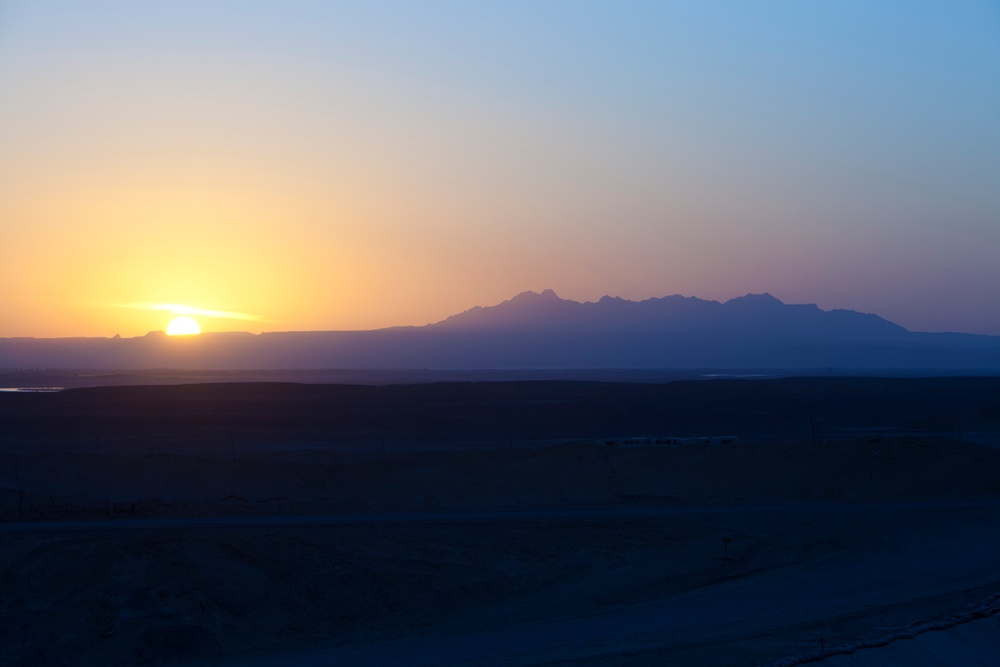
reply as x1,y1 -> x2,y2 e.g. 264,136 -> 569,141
2,378 -> 1000,666
3,291 -> 1000,370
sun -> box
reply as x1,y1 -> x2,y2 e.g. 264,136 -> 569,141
166,316 -> 201,336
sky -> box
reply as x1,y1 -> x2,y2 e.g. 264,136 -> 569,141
1,1 -> 998,338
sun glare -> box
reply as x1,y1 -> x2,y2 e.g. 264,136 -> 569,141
166,316 -> 201,336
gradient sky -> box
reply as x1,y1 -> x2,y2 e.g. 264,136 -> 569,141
2,1 -> 998,337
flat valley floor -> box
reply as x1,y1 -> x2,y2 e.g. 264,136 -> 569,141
2,378 -> 1000,666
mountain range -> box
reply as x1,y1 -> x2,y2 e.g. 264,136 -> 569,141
3,291 -> 999,370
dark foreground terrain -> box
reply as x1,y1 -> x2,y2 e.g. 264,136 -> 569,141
2,377 -> 1000,666
4,376 -> 1000,454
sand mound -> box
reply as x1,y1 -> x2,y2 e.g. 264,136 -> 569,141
134,624 -> 220,665
2,437 -> 999,666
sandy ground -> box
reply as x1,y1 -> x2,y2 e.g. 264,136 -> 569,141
1,435 -> 1000,666
816,614 -> 1000,667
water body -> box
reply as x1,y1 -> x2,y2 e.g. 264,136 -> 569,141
0,387 -> 64,393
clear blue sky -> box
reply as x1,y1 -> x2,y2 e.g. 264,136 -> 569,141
1,1 -> 998,336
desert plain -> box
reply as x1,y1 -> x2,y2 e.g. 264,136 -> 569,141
1,377 -> 1000,666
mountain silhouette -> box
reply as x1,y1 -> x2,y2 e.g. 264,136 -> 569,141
1,291 -> 998,370
436,290 -> 907,339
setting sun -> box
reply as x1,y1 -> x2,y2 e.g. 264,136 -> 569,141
166,316 -> 201,336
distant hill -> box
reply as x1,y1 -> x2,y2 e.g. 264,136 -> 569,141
2,291 -> 1000,370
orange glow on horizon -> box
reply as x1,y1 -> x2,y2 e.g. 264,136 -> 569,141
2,3 -> 999,337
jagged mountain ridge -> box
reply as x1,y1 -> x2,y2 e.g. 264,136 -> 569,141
1,291 -> 998,370
434,290 -> 907,340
